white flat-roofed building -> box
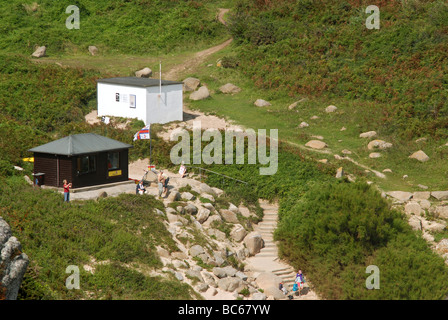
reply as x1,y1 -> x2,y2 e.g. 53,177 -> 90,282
97,77 -> 183,125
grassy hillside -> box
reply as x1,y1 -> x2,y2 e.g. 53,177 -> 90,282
227,0 -> 448,139
1,0 -> 448,301
1,176 -> 197,300
0,0 -> 227,55
182,0 -> 448,191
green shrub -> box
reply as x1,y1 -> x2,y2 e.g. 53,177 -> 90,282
275,180 -> 448,299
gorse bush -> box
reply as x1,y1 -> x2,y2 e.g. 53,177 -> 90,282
274,180 -> 448,299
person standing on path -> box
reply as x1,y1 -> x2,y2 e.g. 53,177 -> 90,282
179,162 -> 187,178
158,170 -> 165,198
295,270 -> 305,296
63,179 -> 72,202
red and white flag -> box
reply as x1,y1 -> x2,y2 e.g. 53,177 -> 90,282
133,124 -> 150,141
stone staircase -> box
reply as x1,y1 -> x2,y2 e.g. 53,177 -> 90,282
245,200 -> 319,300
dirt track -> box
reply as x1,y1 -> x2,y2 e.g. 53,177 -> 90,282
164,8 -> 232,81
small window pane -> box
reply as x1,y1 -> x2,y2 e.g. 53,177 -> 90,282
108,152 -> 119,170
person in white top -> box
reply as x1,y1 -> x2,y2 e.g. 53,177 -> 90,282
179,162 -> 187,178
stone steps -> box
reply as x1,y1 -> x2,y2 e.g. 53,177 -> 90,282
242,201 -> 319,300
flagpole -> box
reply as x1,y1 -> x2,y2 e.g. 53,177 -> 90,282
149,124 -> 152,169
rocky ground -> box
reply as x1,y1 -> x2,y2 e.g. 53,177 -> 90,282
49,156 -> 319,300
384,190 -> 448,263
128,159 -> 319,300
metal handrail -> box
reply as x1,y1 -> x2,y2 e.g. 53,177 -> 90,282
184,165 -> 248,185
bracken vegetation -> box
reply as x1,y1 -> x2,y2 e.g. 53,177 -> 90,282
228,0 -> 448,139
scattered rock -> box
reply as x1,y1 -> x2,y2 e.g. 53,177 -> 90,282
359,131 -> 377,139
196,283 -> 209,292
199,183 -> 217,197
220,83 -> 241,94
207,228 -> 227,241
167,191 -> 181,202
244,233 -> 264,256
230,224 -> 248,242
0,217 -> 29,300
415,137 -> 427,143
341,149 -> 352,155
217,277 -> 243,292
213,267 -> 228,279
251,292 -> 267,300
298,122 -> 309,128
318,159 -> 328,164
367,140 -> 392,150
174,272 -> 184,281
288,102 -> 299,110
404,201 -> 423,215
436,239 -> 448,255
340,127 -> 346,131
254,99 -> 271,107
24,175 -> 33,186
419,200 -> 431,210
369,152 -> 381,159
418,184 -> 429,190
184,203 -> 198,215
203,215 -> 222,229
335,167 -> 344,178
181,192 -> 195,201
413,192 -> 431,201
310,115 -> 319,120
382,169 -> 392,173
31,46 -> 46,58
183,77 -> 200,92
196,207 -> 211,224
431,191 -> 448,201
219,209 -> 239,224
185,269 -> 204,283
305,140 -> 327,150
97,191 -> 108,199
135,67 -> 152,78
386,191 -> 413,202
409,150 -> 429,162
235,271 -> 248,281
228,203 -> 239,213
203,272 -> 218,288
200,193 -> 215,203
434,206 -> 448,219
88,46 -> 98,56
325,105 -> 337,113
156,246 -> 170,258
255,273 -> 283,300
190,86 -> 210,101
189,245 -> 205,258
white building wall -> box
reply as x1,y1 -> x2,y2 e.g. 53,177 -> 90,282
97,83 -> 147,123
97,83 -> 183,125
146,84 -> 183,124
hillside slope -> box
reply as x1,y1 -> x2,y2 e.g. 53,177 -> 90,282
0,0 -> 226,55
227,0 -> 448,139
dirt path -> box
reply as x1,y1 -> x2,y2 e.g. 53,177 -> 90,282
164,8 -> 232,81
164,38 -> 233,81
